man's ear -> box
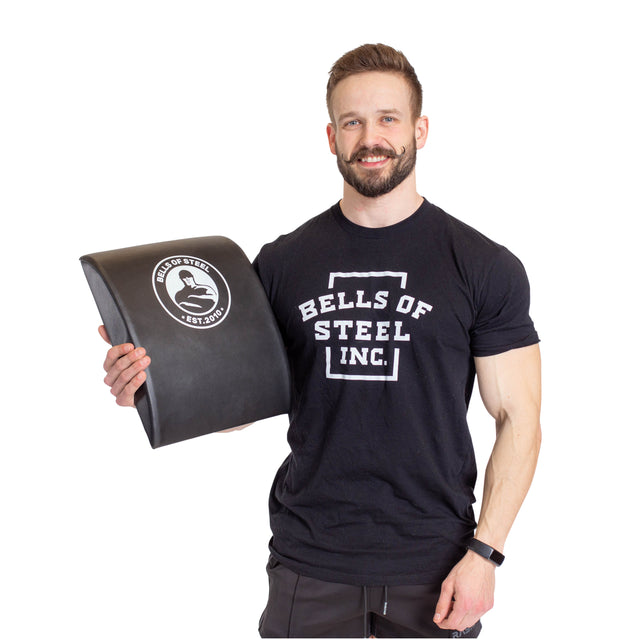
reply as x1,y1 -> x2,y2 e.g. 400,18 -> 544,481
415,115 -> 429,150
326,122 -> 337,156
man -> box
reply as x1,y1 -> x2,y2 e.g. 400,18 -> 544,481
174,269 -> 218,313
99,44 -> 541,638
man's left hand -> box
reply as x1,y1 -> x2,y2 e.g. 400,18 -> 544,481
433,550 -> 496,631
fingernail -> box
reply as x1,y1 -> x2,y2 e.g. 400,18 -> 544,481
433,613 -> 441,622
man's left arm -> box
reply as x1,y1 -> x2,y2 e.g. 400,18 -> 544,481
434,343 -> 542,632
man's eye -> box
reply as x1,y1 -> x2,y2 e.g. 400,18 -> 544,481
345,120 -> 360,127
382,116 -> 395,123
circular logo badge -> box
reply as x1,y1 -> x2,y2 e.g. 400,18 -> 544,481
152,255 -> 231,329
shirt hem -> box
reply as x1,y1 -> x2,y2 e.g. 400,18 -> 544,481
267,545 -> 463,587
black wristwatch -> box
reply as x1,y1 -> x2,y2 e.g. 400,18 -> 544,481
466,538 -> 505,566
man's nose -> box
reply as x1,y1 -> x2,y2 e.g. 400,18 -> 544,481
359,122 -> 385,148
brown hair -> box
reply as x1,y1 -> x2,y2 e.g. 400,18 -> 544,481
326,43 -> 423,121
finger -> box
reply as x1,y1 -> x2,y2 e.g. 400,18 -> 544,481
108,353 -> 151,397
115,370 -> 147,407
103,344 -> 142,380
103,342 -> 135,374
437,598 -> 467,631
440,597 -> 484,633
456,614 -> 481,635
98,325 -> 111,345
433,583 -> 454,627
443,611 -> 480,635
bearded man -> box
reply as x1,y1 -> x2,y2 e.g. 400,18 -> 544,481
100,44 -> 541,638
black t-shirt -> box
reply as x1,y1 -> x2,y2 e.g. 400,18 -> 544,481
253,199 -> 539,586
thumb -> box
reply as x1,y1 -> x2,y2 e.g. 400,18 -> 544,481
98,325 -> 112,345
433,581 -> 453,625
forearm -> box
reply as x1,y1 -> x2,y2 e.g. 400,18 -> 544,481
475,411 -> 541,551
433,419 -> 540,633
218,422 -> 254,433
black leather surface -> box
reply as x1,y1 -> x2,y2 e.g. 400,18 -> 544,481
80,236 -> 290,448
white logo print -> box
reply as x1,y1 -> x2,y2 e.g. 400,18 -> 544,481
152,255 -> 231,329
298,271 -> 433,381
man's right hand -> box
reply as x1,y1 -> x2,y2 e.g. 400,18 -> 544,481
98,325 -> 151,407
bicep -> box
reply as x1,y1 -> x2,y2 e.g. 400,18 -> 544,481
474,344 -> 541,424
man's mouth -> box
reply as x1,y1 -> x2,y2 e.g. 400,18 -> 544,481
357,154 -> 389,165
343,146 -> 406,166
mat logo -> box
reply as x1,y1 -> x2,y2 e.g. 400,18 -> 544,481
152,255 -> 231,329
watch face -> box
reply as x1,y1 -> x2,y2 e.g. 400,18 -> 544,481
489,549 -> 504,565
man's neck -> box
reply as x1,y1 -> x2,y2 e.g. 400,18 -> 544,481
339,175 -> 424,229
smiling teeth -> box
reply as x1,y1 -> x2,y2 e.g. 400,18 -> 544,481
360,155 -> 387,162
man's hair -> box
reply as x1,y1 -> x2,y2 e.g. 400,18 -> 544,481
326,43 -> 423,122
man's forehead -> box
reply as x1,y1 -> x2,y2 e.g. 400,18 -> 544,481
331,71 -> 413,119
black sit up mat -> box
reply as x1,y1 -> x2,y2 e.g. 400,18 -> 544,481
80,236 -> 290,448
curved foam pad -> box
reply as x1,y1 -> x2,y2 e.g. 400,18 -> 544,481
80,236 -> 290,448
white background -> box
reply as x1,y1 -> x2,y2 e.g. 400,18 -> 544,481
2,1 -> 638,638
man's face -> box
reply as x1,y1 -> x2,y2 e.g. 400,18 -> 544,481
327,72 -> 428,198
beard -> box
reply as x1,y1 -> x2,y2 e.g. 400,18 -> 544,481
335,139 -> 417,198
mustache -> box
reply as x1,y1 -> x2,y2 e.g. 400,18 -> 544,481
341,145 -> 406,165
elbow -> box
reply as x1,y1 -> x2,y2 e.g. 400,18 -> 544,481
521,416 -> 542,462
496,410 -> 542,458
532,420 -> 542,458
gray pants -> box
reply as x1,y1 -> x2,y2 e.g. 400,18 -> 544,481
258,556 -> 482,638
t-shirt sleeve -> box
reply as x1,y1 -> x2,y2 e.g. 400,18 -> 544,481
470,248 -> 539,357
252,245 -> 277,306
252,249 -> 269,294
